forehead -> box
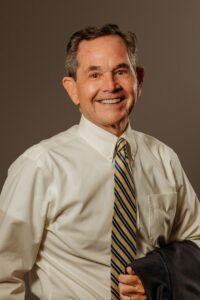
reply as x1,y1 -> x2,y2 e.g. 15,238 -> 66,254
76,35 -> 129,67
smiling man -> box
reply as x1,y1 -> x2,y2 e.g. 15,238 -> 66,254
62,33 -> 141,137
0,24 -> 200,300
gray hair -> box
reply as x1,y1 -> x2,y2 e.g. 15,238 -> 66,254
65,24 -> 138,79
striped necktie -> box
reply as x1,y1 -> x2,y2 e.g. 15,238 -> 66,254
111,137 -> 137,300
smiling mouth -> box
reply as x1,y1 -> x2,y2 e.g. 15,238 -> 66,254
96,96 -> 125,104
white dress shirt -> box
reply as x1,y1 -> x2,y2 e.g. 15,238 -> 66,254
0,116 -> 199,300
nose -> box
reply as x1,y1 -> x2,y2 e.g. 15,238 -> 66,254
102,72 -> 120,92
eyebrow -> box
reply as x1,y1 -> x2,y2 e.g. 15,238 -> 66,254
86,66 -> 102,72
113,63 -> 131,72
86,63 -> 131,73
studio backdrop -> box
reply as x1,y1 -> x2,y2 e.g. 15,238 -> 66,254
0,1 -> 199,299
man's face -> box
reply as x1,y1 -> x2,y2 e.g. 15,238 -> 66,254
63,35 -> 143,136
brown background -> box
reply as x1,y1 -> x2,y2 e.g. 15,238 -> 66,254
0,1 -> 199,299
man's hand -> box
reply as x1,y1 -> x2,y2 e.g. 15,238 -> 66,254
118,266 -> 147,300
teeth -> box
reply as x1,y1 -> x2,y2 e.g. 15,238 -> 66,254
99,98 -> 122,104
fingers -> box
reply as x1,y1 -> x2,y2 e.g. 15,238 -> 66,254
119,267 -> 147,300
119,273 -> 145,293
126,266 -> 135,275
119,274 -> 138,285
119,279 -> 146,295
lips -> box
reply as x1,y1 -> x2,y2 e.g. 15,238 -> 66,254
95,96 -> 125,104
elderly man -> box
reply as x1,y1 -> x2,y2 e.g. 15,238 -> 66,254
0,24 -> 200,300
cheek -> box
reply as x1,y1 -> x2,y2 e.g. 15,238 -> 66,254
127,81 -> 138,100
77,83 -> 99,100
121,77 -> 136,93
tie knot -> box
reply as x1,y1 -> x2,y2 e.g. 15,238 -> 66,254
115,138 -> 128,157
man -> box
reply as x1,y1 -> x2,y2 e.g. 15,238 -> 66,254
0,24 -> 200,300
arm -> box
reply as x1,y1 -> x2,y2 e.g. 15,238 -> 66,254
168,151 -> 200,246
0,154 -> 50,299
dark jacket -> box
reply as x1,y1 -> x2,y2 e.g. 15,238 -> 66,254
130,241 -> 200,300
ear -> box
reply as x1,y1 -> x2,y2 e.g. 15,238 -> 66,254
136,66 -> 144,97
62,76 -> 80,105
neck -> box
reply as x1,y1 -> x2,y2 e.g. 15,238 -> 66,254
97,119 -> 129,137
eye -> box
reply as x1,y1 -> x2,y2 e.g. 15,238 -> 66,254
115,69 -> 128,76
89,72 -> 101,79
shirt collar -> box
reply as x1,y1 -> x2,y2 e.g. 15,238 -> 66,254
78,116 -> 137,161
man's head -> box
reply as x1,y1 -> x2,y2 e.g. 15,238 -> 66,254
65,24 -> 138,80
63,24 -> 144,136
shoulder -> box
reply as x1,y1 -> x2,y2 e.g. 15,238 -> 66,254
132,130 -> 185,187
133,129 -> 179,163
8,124 -> 79,174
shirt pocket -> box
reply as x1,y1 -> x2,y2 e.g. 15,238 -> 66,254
147,192 -> 177,245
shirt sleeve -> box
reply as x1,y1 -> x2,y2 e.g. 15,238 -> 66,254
169,151 -> 200,246
0,154 -> 51,300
